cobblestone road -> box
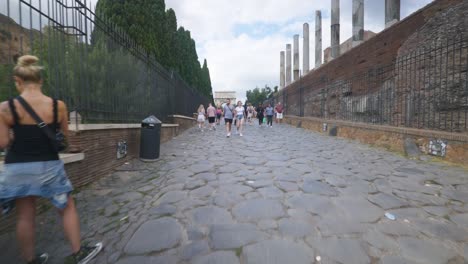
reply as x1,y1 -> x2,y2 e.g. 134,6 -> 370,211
1,122 -> 467,264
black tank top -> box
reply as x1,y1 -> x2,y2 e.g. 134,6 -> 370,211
4,98 -> 60,164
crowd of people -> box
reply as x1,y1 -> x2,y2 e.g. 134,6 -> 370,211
196,99 -> 285,138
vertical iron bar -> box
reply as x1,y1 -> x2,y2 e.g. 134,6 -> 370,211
29,0 -> 33,53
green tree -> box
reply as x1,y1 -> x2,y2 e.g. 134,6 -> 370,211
246,85 -> 274,106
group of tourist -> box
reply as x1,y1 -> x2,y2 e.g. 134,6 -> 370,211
196,99 -> 285,138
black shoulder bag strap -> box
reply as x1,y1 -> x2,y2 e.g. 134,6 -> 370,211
16,96 -> 59,150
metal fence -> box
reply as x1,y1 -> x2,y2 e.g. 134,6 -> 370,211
0,0 -> 211,123
274,33 -> 468,133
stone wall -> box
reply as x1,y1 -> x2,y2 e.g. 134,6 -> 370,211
280,0 -> 468,133
284,115 -> 468,167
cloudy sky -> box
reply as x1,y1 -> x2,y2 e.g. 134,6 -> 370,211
163,0 -> 434,101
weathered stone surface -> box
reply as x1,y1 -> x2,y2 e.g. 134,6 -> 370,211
286,194 -> 334,215
190,185 -> 215,198
307,237 -> 370,264
368,193 -> 409,210
278,218 -> 316,238
302,180 -> 338,196
192,251 -> 239,264
232,199 -> 286,221
156,191 -> 187,204
450,213 -> 468,228
398,237 -> 459,264
242,240 -> 313,264
335,196 -> 383,222
124,218 -> 182,254
257,186 -> 284,199
149,204 -> 177,216
190,206 -> 233,225
184,179 -> 206,190
180,240 -> 210,260
276,181 -> 299,192
209,223 -> 267,249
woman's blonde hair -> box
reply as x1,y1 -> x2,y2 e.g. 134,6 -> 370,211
198,104 -> 204,112
13,55 -> 43,83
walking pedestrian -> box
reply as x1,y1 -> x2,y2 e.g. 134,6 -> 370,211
197,104 -> 206,132
0,55 -> 102,264
234,101 -> 245,137
256,103 -> 264,126
206,103 -> 216,131
246,103 -> 254,125
216,105 -> 222,126
223,99 -> 235,137
275,102 -> 284,124
265,103 -> 274,127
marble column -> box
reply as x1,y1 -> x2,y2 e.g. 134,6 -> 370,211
385,0 -> 400,28
280,51 -> 285,89
303,23 -> 310,74
352,0 -> 364,47
293,34 -> 300,81
315,10 -> 322,68
286,44 -> 292,85
331,0 -> 340,59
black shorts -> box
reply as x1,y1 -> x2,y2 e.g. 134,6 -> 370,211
225,118 -> 233,124
208,117 -> 215,123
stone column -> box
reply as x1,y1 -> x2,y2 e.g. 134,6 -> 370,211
293,34 -> 300,81
280,51 -> 285,89
331,0 -> 340,59
352,0 -> 364,47
315,10 -> 322,68
303,23 -> 310,74
286,44 -> 292,85
385,0 -> 400,28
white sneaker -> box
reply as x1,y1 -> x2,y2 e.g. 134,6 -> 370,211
240,133 -> 243,137
227,133 -> 231,138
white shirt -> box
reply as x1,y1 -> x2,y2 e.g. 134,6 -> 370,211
235,106 -> 245,116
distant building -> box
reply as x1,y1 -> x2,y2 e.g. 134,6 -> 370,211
323,30 -> 377,64
214,91 -> 236,107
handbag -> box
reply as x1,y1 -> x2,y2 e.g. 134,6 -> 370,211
16,96 -> 67,152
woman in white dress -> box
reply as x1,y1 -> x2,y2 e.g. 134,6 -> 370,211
197,104 -> 206,131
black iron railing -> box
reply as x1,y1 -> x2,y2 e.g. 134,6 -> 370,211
274,34 -> 468,133
0,0 -> 211,123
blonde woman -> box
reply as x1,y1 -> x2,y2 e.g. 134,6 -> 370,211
0,55 -> 102,264
234,101 -> 245,137
197,104 -> 206,132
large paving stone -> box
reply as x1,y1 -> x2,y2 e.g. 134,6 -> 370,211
209,223 -> 267,249
301,180 -> 338,196
192,251 -> 239,264
450,213 -> 468,228
242,240 -> 313,264
190,206 -> 233,226
398,237 -> 459,264
412,218 -> 468,242
156,191 -> 187,204
276,181 -> 299,192
368,193 -> 409,210
149,204 -> 177,216
218,184 -> 253,195
335,196 -> 383,223
113,192 -> 143,203
187,163 -> 215,174
213,193 -> 245,208
278,218 -> 316,238
180,240 -> 210,261
286,194 -> 334,215
257,186 -> 284,199
232,199 -> 286,221
124,217 -> 182,254
190,185 -> 215,198
307,237 -> 370,264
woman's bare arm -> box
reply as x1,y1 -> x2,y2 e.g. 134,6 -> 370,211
0,102 -> 11,148
58,100 -> 69,137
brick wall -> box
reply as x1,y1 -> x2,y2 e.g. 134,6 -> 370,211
279,0 -> 468,133
284,115 -> 468,167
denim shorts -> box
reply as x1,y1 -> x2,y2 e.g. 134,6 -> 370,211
0,160 -> 74,214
